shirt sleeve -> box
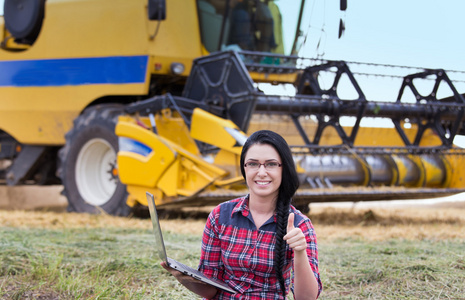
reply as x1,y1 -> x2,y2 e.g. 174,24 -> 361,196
198,206 -> 225,281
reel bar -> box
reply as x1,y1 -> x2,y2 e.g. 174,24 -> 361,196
254,94 -> 465,121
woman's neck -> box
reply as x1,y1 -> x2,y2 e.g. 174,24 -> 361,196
248,194 -> 277,215
248,195 -> 277,229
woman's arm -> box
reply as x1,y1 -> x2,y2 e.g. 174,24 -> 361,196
161,262 -> 218,299
292,250 -> 318,300
283,213 -> 319,300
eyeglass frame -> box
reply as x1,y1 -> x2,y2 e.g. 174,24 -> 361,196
244,161 -> 282,170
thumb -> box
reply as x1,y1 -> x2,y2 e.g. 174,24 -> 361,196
287,213 -> 295,233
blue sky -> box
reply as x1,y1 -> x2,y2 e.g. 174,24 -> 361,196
298,0 -> 465,102
302,0 -> 463,70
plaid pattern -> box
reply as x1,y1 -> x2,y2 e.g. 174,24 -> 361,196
198,195 -> 322,299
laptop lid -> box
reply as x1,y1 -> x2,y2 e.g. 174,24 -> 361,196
146,192 -> 237,295
146,192 -> 169,264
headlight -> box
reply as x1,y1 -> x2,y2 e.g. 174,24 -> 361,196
170,62 -> 185,75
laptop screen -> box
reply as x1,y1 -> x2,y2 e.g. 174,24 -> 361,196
146,192 -> 169,263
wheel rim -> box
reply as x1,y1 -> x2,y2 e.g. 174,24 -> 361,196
75,138 -> 118,206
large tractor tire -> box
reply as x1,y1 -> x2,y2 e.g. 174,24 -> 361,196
58,104 -> 130,216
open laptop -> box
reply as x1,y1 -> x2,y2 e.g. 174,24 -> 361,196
146,192 -> 236,294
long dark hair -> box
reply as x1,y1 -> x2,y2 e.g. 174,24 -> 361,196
240,130 -> 299,296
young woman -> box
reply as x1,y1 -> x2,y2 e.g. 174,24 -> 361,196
162,130 -> 322,299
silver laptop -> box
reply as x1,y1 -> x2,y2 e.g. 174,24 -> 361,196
146,192 -> 236,294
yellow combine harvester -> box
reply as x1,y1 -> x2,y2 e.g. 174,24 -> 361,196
0,0 -> 464,215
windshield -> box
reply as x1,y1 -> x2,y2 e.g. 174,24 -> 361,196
197,0 -> 307,55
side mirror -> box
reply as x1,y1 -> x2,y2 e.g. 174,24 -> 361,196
4,0 -> 46,44
148,0 -> 166,20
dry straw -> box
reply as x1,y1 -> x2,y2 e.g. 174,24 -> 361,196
1,201 -> 464,241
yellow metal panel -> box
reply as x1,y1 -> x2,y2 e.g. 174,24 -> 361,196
213,149 -> 240,171
190,108 -> 244,155
115,118 -> 177,187
126,186 -> 165,207
156,110 -> 200,155
391,156 -> 405,186
148,0 -> 204,76
1,0 -> 151,59
157,159 -> 180,197
249,71 -> 298,84
116,114 -> 231,206
422,156 -> 448,187
178,158 -> 219,195
444,153 -> 465,189
0,83 -> 148,144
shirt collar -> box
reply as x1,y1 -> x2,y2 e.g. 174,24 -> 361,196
232,194 -> 278,223
232,194 -> 250,218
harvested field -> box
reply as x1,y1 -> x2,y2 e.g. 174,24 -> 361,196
2,201 -> 464,240
310,204 -> 465,241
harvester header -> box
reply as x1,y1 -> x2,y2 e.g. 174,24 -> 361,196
116,51 -> 465,211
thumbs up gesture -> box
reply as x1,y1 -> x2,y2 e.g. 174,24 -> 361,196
283,213 -> 307,252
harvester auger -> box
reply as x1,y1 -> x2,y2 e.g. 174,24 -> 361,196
116,51 -> 465,211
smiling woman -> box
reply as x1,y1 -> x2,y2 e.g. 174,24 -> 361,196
162,130 -> 322,300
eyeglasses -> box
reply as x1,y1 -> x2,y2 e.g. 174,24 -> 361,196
244,161 -> 282,171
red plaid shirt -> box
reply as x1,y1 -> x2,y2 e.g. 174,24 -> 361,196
198,195 -> 322,299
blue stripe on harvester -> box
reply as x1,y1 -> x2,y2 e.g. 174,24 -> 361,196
0,56 -> 149,87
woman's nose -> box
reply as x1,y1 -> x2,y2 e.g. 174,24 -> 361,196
257,164 -> 267,174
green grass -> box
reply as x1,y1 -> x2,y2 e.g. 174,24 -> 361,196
319,238 -> 465,299
1,226 -> 464,299
0,227 -> 200,299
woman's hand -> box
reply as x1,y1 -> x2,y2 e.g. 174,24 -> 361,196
160,262 -> 218,299
283,213 -> 307,252
161,261 -> 190,281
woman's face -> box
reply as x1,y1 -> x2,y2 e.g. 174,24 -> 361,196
243,143 -> 282,202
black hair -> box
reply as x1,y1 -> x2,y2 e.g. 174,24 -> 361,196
240,130 -> 299,296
